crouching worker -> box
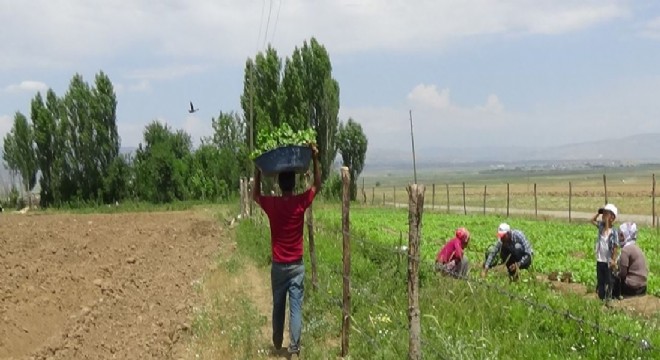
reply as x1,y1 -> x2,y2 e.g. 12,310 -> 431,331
435,227 -> 471,278
613,222 -> 648,298
481,223 -> 534,280
252,144 -> 321,356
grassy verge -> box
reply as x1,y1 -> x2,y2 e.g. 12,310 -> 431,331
233,203 -> 660,359
188,221 -> 270,360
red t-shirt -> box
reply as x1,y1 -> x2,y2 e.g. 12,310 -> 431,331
257,188 -> 316,263
436,238 -> 464,264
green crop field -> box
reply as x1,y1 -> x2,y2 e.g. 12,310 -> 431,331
234,202 -> 660,359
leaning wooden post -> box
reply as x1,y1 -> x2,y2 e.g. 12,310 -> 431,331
653,173 -> 656,227
407,183 -> 425,360
534,183 -> 538,219
506,183 -> 510,217
248,177 -> 254,217
445,184 -> 450,214
362,178 -> 366,204
341,167 -> 351,357
603,174 -> 608,204
305,173 -> 319,291
240,178 -> 246,218
462,182 -> 467,215
372,187 -> 375,205
483,185 -> 487,215
569,182 -> 573,223
382,192 -> 386,206
431,183 -> 435,210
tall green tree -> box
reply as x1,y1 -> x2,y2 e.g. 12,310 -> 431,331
63,74 -> 96,200
3,112 -> 38,203
337,118 -> 368,201
134,121 -> 191,203
32,90 -> 60,207
240,46 -> 282,155
92,71 -> 120,202
209,111 -> 249,190
279,38 -> 339,182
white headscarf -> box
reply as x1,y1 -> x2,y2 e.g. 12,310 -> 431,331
619,222 -> 637,247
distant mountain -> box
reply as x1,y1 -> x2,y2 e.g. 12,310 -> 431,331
365,133 -> 660,171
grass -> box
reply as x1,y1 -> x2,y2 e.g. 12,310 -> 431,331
232,203 -> 660,359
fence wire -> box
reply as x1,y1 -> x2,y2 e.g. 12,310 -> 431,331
246,214 -> 655,357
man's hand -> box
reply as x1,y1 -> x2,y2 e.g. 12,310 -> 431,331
508,262 -> 518,273
310,143 -> 319,159
609,259 -> 617,270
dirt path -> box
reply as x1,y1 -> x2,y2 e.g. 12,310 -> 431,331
0,211 -> 222,360
539,275 -> 660,319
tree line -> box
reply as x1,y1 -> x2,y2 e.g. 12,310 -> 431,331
2,37 -> 368,209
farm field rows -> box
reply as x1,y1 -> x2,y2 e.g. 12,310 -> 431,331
0,211 -> 221,360
314,206 -> 660,295
233,204 -> 660,359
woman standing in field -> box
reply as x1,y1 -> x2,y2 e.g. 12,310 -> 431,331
590,203 -> 619,301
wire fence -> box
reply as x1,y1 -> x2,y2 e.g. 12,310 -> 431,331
249,214 -> 656,357
358,174 -> 660,226
241,176 -> 657,358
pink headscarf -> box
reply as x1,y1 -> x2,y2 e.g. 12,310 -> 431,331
455,227 -> 470,247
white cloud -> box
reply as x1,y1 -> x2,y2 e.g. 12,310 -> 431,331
342,83 -> 516,151
128,80 -> 151,92
638,16 -> 660,39
125,64 -> 207,81
182,115 -> 213,147
407,84 -> 451,110
4,80 -> 48,93
0,114 -> 12,136
0,1 -> 629,69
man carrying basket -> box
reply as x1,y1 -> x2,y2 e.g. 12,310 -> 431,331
252,143 -> 320,356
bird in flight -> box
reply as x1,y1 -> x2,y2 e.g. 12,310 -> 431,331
188,101 -> 199,114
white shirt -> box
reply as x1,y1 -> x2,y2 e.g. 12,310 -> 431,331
596,230 -> 611,263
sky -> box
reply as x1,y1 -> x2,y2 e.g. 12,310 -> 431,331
2,0 -> 660,156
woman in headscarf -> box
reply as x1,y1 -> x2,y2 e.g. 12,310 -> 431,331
613,222 -> 649,298
435,227 -> 470,278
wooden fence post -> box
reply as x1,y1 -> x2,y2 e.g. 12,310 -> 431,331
394,186 -> 397,207
653,174 -> 656,227
506,183 -> 510,217
603,174 -> 608,204
248,177 -> 254,217
432,184 -> 435,210
462,182 -> 467,215
383,193 -> 386,206
445,184 -> 450,214
372,187 -> 375,205
239,178 -> 245,218
569,182 -> 573,223
483,185 -> 487,215
534,183 -> 538,219
341,167 -> 351,357
306,205 -> 318,291
362,178 -> 366,204
407,184 -> 425,360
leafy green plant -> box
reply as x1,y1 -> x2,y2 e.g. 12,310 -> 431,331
249,123 -> 316,159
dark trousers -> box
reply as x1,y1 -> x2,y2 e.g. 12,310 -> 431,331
612,277 -> 647,298
596,262 -> 613,300
484,245 -> 531,276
